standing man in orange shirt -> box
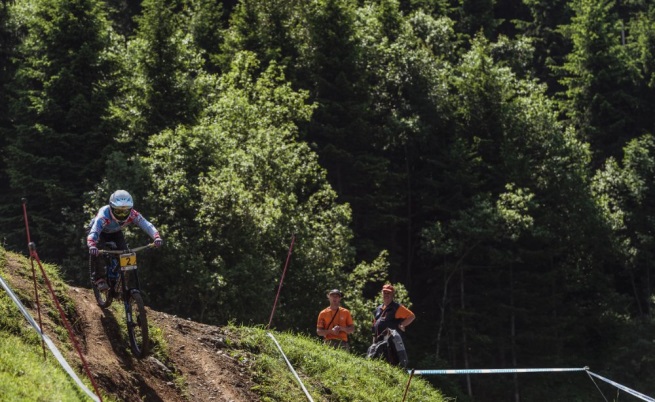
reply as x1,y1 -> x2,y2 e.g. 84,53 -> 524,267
317,289 -> 355,351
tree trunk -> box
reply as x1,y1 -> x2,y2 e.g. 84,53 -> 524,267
511,263 -> 520,402
461,267 -> 472,396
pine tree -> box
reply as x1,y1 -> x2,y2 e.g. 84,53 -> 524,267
3,0 -> 118,260
559,0 -> 641,166
0,0 -> 21,250
118,0 -> 204,145
519,0 -> 573,93
219,0 -> 304,78
185,0 -> 225,74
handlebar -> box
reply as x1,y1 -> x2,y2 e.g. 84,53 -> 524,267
99,243 -> 155,255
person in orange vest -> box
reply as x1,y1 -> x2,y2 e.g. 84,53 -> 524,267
369,283 -> 415,367
316,289 -> 355,351
372,284 -> 415,342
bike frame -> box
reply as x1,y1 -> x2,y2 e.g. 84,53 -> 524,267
95,243 -> 154,358
101,243 -> 153,298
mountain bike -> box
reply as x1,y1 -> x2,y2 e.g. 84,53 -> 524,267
90,242 -> 153,358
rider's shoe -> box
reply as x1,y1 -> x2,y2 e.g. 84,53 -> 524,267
94,278 -> 109,291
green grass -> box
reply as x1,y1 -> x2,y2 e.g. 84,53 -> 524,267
148,324 -> 171,364
0,334 -> 89,402
0,247 -> 118,402
231,326 -> 448,402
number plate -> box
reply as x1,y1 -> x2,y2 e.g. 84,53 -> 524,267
119,252 -> 138,271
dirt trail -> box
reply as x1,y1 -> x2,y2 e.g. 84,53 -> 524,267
4,253 -> 260,402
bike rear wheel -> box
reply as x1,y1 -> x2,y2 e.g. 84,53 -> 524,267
126,291 -> 149,358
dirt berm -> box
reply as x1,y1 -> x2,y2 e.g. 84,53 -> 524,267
3,251 -> 262,402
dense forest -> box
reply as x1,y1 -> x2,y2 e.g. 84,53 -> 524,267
1,0 -> 655,400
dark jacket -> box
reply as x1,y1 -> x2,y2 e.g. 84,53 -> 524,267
372,301 -> 401,338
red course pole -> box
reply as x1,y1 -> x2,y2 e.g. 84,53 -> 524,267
22,199 -> 46,360
21,199 -> 104,401
402,369 -> 415,402
267,234 -> 295,329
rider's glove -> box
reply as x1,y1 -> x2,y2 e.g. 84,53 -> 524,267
89,246 -> 99,256
154,237 -> 163,248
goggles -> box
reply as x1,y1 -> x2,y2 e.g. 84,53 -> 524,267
112,206 -> 131,220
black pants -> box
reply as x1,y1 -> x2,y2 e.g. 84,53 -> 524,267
98,231 -> 127,250
89,231 -> 127,281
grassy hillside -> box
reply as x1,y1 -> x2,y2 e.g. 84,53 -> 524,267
0,246 -> 447,401
234,328 -> 446,401
0,248 -> 96,400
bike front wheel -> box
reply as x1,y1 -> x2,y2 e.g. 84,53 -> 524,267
93,283 -> 114,308
90,256 -> 113,308
126,291 -> 149,358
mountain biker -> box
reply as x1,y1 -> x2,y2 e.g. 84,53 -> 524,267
87,190 -> 163,291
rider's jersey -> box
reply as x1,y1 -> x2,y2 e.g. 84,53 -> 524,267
87,205 -> 159,248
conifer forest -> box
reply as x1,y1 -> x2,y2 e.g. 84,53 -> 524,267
1,0 -> 655,400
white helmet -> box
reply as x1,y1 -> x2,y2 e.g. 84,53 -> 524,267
109,190 -> 133,221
